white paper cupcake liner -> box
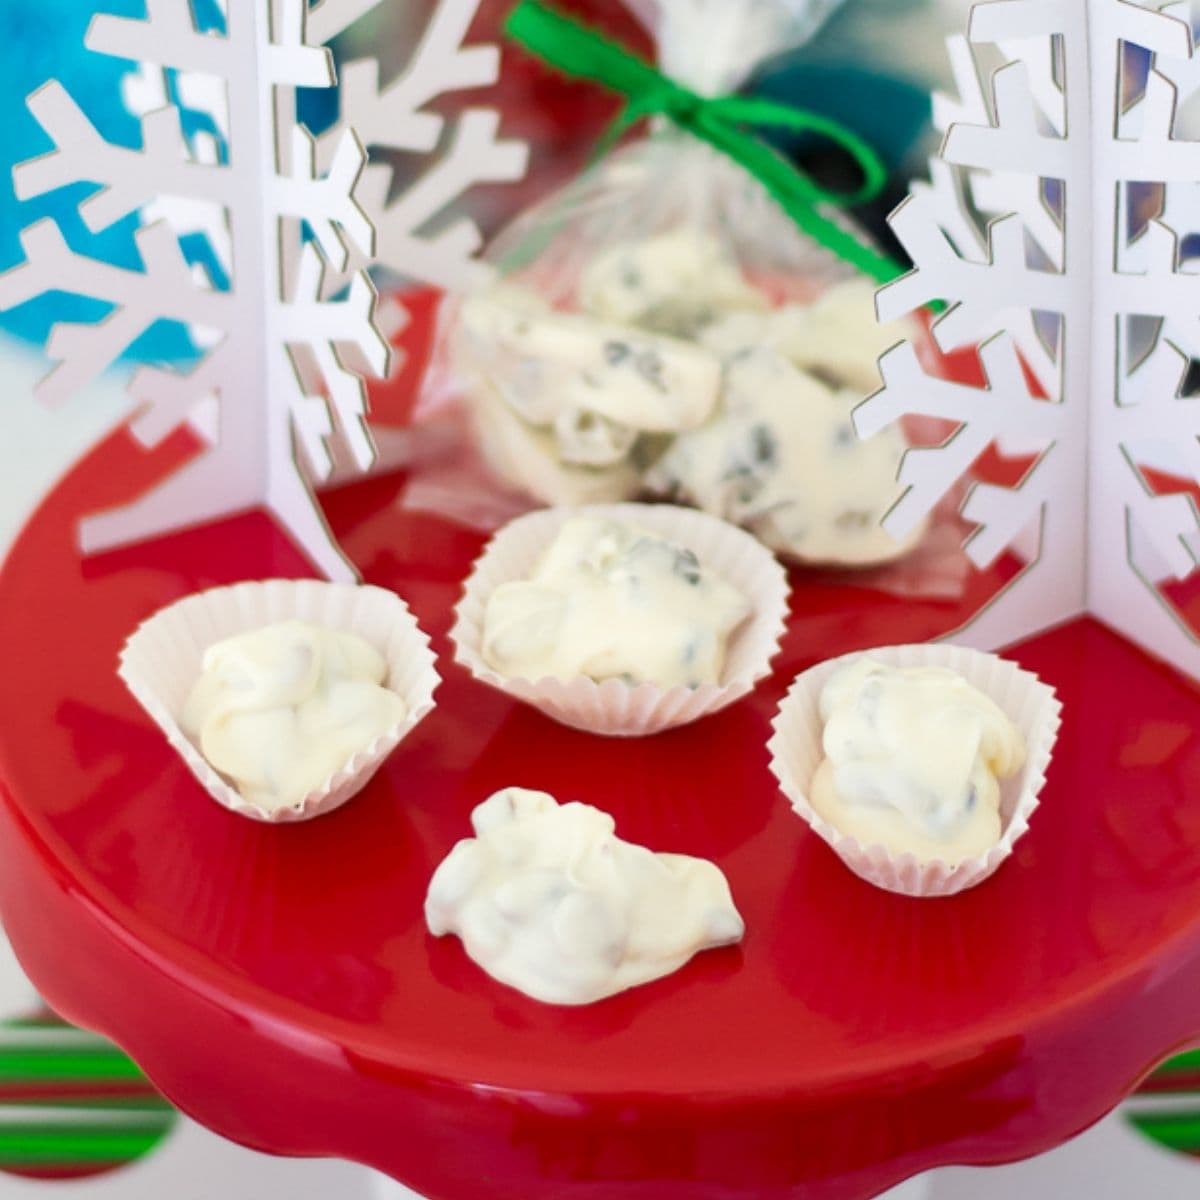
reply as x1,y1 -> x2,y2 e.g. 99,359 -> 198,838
119,580 -> 441,823
451,503 -> 790,737
767,643 -> 1061,897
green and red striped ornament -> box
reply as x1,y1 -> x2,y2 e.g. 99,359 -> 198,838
1124,1049 -> 1200,1158
0,1009 -> 176,1181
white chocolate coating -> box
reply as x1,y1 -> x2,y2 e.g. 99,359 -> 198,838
457,284 -> 561,426
701,280 -> 905,395
769,279 -> 905,394
646,349 -> 922,565
459,286 -> 722,434
482,516 -> 750,687
469,379 -> 641,506
698,307 -> 776,361
811,658 -> 1026,864
552,406 -> 639,467
182,620 -> 407,812
579,229 -> 767,338
425,788 -> 744,1006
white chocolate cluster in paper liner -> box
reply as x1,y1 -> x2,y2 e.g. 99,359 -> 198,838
647,280 -> 923,565
812,658 -> 1027,865
425,787 -> 744,1006
482,515 -> 751,688
453,503 -> 789,737
182,619 -> 407,813
119,580 -> 440,824
768,643 -> 1060,897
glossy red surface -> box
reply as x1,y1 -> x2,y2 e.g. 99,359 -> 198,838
4,430 -> 1200,1200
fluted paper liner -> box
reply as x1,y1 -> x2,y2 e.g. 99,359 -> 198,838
119,580 -> 441,823
767,643 -> 1061,897
452,503 -> 790,736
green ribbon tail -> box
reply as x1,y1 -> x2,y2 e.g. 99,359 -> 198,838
698,114 -> 904,285
504,1 -> 664,98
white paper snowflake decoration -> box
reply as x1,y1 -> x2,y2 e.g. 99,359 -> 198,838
860,0 -> 1200,675
119,46 -> 234,302
308,0 -> 531,300
0,0 -> 391,582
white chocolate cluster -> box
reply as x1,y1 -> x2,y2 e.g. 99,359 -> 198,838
460,285 -> 721,436
703,279 -> 905,395
458,227 -> 922,567
648,281 -> 921,565
482,516 -> 750,688
425,788 -> 744,1006
811,659 -> 1026,864
646,344 -> 920,566
182,620 -> 406,812
579,227 -> 768,338
456,231 -> 752,506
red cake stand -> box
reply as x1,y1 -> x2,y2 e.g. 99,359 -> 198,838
3,426 -> 1200,1200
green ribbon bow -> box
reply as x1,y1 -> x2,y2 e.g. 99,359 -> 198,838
504,0 -> 905,285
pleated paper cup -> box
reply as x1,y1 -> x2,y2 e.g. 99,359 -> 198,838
452,503 -> 790,737
119,580 -> 441,823
767,643 -> 1061,897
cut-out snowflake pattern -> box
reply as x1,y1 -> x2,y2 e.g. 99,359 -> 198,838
310,0 -> 530,304
860,0 -> 1200,664
0,1 -> 390,581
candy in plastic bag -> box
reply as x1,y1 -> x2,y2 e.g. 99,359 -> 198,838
440,0 -> 933,572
